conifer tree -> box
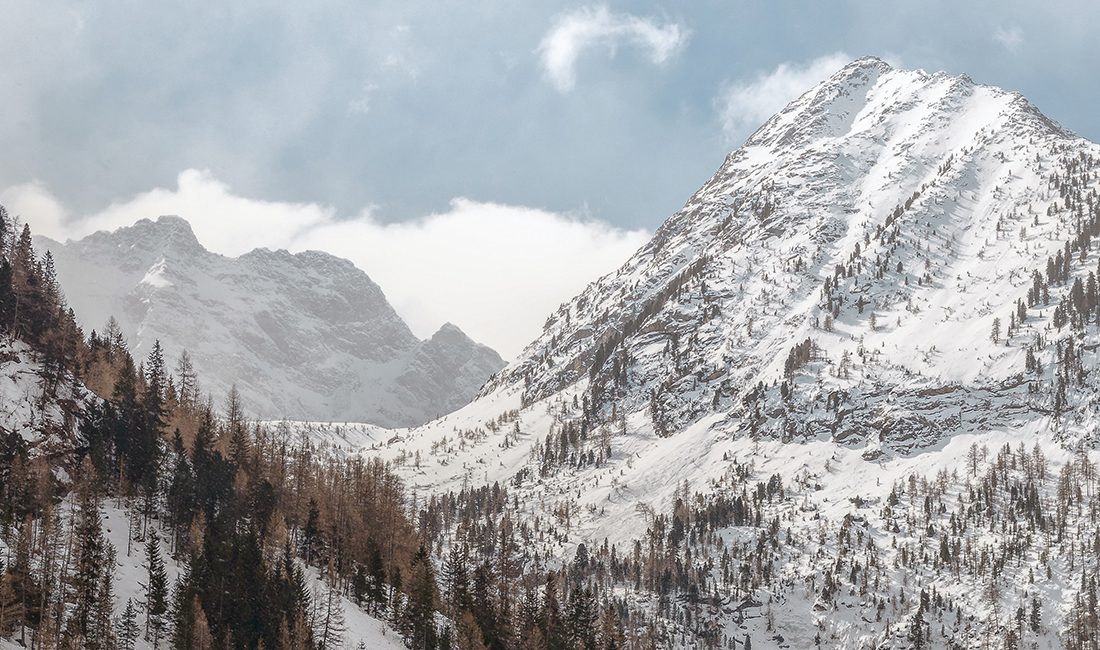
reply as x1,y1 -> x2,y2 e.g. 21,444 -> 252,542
142,532 -> 170,648
313,581 -> 345,650
117,599 -> 140,650
65,475 -> 108,647
404,546 -> 438,650
90,543 -> 117,650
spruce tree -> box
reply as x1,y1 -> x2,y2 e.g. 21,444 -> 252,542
65,478 -> 108,647
142,532 -> 170,648
117,599 -> 140,650
404,546 -> 438,650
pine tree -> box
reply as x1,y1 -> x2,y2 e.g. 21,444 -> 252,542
444,542 -> 470,616
10,224 -> 37,338
90,543 -> 117,650
366,537 -> 387,615
175,349 -> 199,408
456,610 -> 489,650
542,572 -> 567,650
190,598 -> 214,650
598,604 -> 625,650
404,546 -> 438,650
142,532 -> 170,648
166,429 -> 195,550
139,341 -> 167,496
65,477 -> 109,647
117,599 -> 141,650
314,582 -> 345,650
303,498 -> 321,565
225,385 -> 250,469
567,586 -> 597,650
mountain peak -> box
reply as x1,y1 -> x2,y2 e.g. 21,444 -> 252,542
140,214 -> 199,240
493,56 -> 1099,445
98,214 -> 203,255
738,57 -> 1066,156
42,217 -> 505,426
838,55 -> 892,75
432,322 -> 467,339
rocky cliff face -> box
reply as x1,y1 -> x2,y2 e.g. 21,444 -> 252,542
38,216 -> 503,426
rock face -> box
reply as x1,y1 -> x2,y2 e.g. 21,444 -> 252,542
484,55 -> 1094,450
38,217 -> 503,426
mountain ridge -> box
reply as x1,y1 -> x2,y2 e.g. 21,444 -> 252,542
37,215 -> 504,427
486,53 -> 1088,439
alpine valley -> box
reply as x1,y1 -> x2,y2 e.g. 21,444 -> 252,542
4,57 -> 1100,650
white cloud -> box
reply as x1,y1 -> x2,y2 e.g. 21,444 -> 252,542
0,181 -> 69,236
347,82 -> 379,115
994,26 -> 1024,51
717,52 -> 851,142
537,5 -> 689,92
5,171 -> 648,359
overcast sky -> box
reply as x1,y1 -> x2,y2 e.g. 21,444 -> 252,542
2,1 -> 1097,357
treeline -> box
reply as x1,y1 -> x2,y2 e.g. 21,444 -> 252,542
0,206 -> 666,650
0,209 -> 430,649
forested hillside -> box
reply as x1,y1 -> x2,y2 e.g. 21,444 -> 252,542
0,205 -> 667,649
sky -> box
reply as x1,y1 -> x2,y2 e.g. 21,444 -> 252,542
2,0 -> 1098,358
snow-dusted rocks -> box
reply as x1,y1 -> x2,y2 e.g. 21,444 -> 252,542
37,217 -> 503,426
486,55 -> 1092,446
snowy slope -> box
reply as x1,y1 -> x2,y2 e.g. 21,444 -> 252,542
37,217 -> 504,427
0,503 -> 408,650
0,336 -> 94,473
282,58 -> 1100,647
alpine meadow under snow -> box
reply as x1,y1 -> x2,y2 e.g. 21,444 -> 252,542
6,55 -> 1100,650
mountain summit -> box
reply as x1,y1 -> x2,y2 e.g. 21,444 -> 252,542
37,216 -> 504,426
478,56 -> 1089,447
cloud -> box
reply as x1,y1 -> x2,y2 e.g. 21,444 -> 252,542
537,5 -> 689,92
0,181 -> 69,236
717,52 -> 852,142
5,171 -> 649,360
993,26 -> 1024,51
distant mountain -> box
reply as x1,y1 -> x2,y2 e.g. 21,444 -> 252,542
37,216 -> 503,426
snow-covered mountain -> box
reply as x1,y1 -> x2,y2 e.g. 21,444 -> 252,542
289,58 -> 1100,647
497,55 -> 1080,444
37,216 -> 504,426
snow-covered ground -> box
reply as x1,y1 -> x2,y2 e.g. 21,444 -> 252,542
275,57 -> 1100,647
0,503 -> 406,650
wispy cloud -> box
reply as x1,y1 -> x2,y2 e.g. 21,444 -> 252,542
717,53 -> 852,142
537,5 -> 689,92
993,26 -> 1024,52
3,171 -> 649,359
